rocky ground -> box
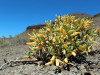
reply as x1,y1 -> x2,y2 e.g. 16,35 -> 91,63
0,36 -> 100,75
0,39 -> 100,75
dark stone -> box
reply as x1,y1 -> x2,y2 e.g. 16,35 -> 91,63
84,72 -> 91,75
55,67 -> 61,74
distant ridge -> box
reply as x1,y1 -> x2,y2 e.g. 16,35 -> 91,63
92,13 -> 100,17
26,13 -> 100,31
69,13 -> 91,18
26,24 -> 45,31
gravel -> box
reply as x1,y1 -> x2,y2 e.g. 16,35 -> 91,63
0,37 -> 100,75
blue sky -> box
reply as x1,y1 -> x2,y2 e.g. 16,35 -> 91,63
0,0 -> 100,38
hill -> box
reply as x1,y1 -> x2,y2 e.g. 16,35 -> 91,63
0,13 -> 100,75
0,13 -> 100,47
26,13 -> 100,31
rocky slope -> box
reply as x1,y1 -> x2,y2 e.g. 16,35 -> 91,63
0,13 -> 100,75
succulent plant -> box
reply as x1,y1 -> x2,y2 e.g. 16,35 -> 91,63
24,15 -> 99,67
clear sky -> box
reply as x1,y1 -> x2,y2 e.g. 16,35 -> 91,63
0,0 -> 100,38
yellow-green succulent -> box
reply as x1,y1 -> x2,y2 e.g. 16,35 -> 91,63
25,15 -> 99,67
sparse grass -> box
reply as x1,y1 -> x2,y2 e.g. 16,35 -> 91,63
0,38 -> 10,47
0,30 -> 37,48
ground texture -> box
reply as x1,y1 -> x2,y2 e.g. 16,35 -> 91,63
0,37 -> 100,75
0,29 -> 100,75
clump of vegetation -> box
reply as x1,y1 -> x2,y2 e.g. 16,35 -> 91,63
0,38 -> 10,47
25,15 -> 99,67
